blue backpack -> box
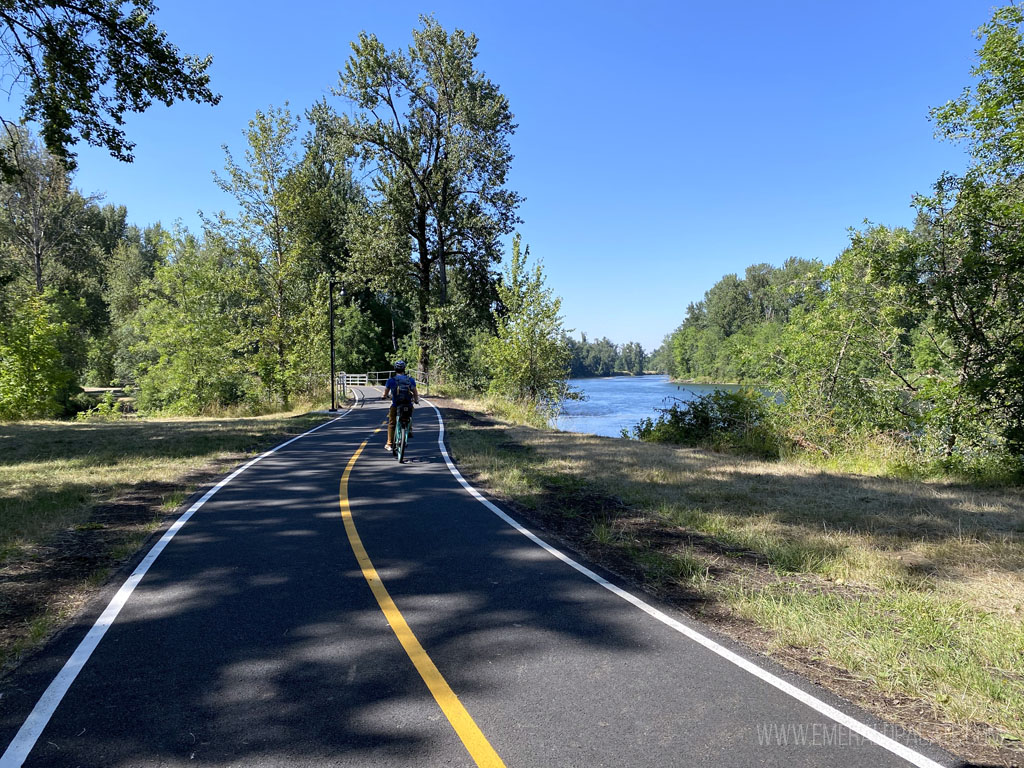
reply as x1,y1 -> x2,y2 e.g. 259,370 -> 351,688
393,374 -> 414,405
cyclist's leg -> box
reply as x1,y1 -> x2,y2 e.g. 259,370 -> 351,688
387,405 -> 397,448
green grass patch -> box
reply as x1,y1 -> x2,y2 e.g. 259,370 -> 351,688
0,411 -> 327,565
729,584 -> 1024,740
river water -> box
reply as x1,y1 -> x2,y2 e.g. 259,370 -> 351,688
552,375 -> 739,438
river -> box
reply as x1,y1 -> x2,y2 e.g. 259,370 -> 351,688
552,375 -> 739,438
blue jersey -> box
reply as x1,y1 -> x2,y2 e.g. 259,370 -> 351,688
385,374 -> 416,405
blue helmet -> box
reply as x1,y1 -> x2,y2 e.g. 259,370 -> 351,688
394,360 -> 407,372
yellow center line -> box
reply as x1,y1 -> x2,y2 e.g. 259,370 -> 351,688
338,429 -> 507,768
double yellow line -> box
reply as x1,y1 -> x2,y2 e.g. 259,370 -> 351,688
338,429 -> 506,768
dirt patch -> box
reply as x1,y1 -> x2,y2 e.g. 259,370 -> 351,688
439,403 -> 1022,768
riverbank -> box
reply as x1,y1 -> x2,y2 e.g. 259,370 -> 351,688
440,395 -> 1024,766
0,410 -> 332,674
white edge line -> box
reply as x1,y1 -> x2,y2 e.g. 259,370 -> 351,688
0,410 -> 351,768
423,399 -> 949,768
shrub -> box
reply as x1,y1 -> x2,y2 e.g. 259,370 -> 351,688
75,391 -> 128,422
627,388 -> 780,457
0,293 -> 77,419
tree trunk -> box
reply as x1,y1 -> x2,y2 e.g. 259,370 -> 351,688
277,274 -> 289,409
416,230 -> 432,380
33,245 -> 43,293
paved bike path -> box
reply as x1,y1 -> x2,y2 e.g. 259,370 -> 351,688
0,392 -> 958,767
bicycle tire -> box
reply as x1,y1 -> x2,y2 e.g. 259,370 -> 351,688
397,421 -> 408,463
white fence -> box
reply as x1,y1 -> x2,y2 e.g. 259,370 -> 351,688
338,369 -> 429,401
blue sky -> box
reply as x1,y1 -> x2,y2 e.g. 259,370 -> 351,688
59,0 -> 995,351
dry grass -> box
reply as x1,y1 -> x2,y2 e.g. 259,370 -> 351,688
0,410 -> 330,671
443,404 -> 1024,758
0,411 -> 327,564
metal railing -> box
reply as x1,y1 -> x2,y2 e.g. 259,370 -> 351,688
338,369 -> 429,401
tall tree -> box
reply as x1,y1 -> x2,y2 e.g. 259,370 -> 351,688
212,105 -> 304,407
0,130 -> 99,294
134,232 -> 247,413
0,291 -> 74,418
335,16 -> 521,378
930,4 -> 1024,177
0,0 -> 219,177
704,273 -> 753,337
911,175 -> 1024,456
927,4 -> 1024,457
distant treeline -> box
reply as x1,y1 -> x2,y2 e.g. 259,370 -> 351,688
647,4 -> 1024,475
654,258 -> 822,384
565,334 -> 648,377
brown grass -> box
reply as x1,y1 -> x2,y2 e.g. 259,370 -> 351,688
0,410 -> 330,671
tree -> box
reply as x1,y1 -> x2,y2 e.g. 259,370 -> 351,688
104,223 -> 164,384
133,232 -> 248,413
212,105 -> 305,408
926,4 -> 1024,458
911,175 -> 1024,456
618,341 -> 646,375
0,130 -> 99,294
767,228 -> 927,452
485,235 -> 569,409
294,101 -> 366,278
335,16 -> 521,378
0,291 -> 75,418
1,0 -> 219,177
930,4 -> 1024,177
648,332 -> 677,375
704,273 -> 753,337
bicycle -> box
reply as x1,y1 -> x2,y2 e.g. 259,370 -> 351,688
392,403 -> 413,463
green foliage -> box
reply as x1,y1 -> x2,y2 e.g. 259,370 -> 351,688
0,0 -> 219,177
211,105 -> 307,408
666,258 -> 823,383
627,388 -> 778,457
335,15 -> 520,377
767,228 -> 926,451
618,341 -> 646,375
485,235 -> 570,412
911,175 -> 1024,459
931,5 -> 1024,177
566,335 -> 648,377
0,292 -> 76,419
0,22 -> 524,420
133,233 -> 250,414
567,334 -> 616,377
75,391 -> 126,422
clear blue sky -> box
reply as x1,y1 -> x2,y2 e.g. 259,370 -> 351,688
61,0 -> 995,351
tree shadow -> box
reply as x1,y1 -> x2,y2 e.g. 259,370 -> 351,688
0,410 -> 972,767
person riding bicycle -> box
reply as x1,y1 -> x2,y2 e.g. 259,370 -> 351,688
382,360 -> 419,451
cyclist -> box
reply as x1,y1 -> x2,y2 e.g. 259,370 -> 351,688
381,360 -> 419,451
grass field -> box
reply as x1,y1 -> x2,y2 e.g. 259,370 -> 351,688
440,397 -> 1024,764
0,410 -> 330,669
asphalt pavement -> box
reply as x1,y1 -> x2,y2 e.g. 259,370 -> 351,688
0,389 -> 961,767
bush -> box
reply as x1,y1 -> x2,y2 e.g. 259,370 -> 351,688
0,293 -> 77,419
627,388 -> 780,457
75,391 -> 129,422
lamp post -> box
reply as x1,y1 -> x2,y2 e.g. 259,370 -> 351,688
328,280 -> 343,411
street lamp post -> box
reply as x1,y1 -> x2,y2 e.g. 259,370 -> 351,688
328,280 -> 343,412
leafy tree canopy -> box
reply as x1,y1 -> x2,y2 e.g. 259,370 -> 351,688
334,15 -> 521,377
0,0 -> 219,178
